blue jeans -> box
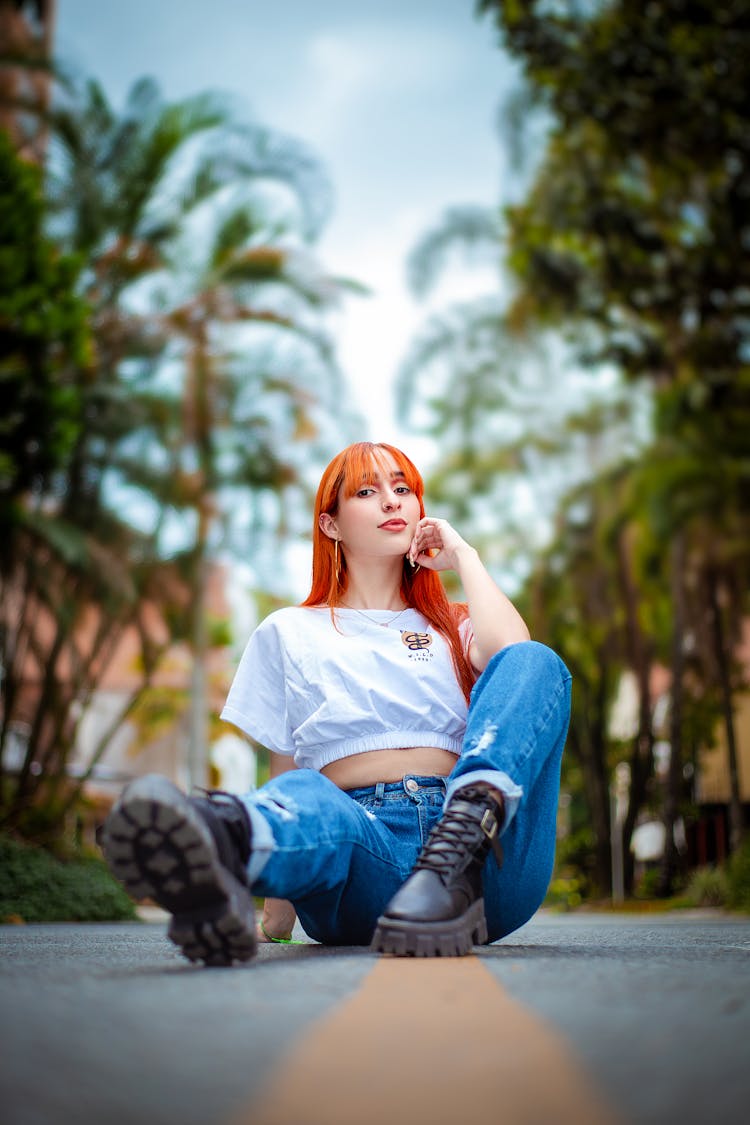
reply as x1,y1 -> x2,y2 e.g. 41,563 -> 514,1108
239,641 -> 571,945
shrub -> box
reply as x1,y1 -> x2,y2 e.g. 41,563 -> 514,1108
0,834 -> 137,923
682,865 -> 729,909
634,866 -> 664,901
545,869 -> 585,910
726,835 -> 750,913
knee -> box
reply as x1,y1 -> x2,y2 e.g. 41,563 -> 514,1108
481,640 -> 570,689
523,640 -> 570,684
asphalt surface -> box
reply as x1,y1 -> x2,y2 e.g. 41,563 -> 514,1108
1,911 -> 748,1125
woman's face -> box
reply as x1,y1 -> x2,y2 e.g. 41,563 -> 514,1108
321,451 -> 421,561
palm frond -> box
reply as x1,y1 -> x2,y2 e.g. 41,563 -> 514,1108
216,122 -> 334,240
407,205 -> 503,298
396,295 -> 524,418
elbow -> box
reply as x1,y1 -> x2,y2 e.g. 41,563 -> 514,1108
496,621 -> 531,650
496,626 -> 531,653
472,626 -> 530,672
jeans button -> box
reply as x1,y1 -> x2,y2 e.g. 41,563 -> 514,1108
405,778 -> 419,793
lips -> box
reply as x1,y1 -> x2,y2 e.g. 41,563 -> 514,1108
379,519 -> 407,531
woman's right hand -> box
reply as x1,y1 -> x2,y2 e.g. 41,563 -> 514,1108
257,897 -> 297,942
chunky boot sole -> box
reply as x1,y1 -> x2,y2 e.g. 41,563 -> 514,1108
370,897 -> 488,957
100,775 -> 256,967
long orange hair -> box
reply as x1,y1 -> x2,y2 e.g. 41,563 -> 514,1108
300,442 -> 475,702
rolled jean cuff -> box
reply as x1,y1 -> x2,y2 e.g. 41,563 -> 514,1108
241,802 -> 275,884
445,770 -> 523,834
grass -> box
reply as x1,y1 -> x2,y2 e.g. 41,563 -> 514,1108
0,833 -> 138,924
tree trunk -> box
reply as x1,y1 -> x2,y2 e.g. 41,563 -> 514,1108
660,532 -> 687,895
187,530 -> 209,791
616,528 -> 654,894
707,567 -> 745,851
568,719 -> 612,897
186,331 -> 212,791
589,653 -> 613,895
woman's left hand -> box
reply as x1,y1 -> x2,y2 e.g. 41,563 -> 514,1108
408,517 -> 475,573
410,516 -> 530,666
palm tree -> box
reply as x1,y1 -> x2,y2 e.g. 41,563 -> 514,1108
160,200 -> 351,786
1,72 -> 350,836
0,0 -> 56,164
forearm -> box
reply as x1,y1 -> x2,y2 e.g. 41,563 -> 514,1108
259,754 -> 298,939
454,544 -> 530,669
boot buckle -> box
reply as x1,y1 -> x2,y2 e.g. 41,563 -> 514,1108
480,809 -> 504,867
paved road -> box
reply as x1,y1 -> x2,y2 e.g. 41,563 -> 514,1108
1,911 -> 748,1125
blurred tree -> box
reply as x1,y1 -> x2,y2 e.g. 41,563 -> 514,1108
160,200 -> 350,786
395,1 -> 749,892
622,426 -> 749,880
478,0 -> 750,874
0,128 -> 88,507
0,72 -> 350,838
0,128 -> 94,841
523,478 -> 627,897
0,0 -> 55,164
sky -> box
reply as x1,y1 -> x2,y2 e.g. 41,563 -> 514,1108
55,0 -> 518,465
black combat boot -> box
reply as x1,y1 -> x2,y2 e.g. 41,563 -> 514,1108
371,784 -> 504,957
100,774 -> 256,966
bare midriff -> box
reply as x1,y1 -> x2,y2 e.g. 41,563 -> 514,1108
321,747 -> 458,790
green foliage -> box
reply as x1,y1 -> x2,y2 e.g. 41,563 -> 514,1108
634,865 -> 668,902
548,823 -> 599,907
1,68 -> 354,842
488,0 -> 750,454
672,845 -> 750,914
397,1 -> 750,899
0,834 -> 137,923
726,835 -> 750,912
682,865 -> 730,909
545,870 -> 586,911
0,130 -> 89,503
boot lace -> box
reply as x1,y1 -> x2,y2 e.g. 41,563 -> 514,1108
415,787 -> 503,878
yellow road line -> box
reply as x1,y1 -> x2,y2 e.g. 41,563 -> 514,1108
238,957 -> 621,1125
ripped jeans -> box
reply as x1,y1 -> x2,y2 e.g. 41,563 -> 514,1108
238,641 -> 571,945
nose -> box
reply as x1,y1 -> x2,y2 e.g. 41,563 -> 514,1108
382,489 -> 401,511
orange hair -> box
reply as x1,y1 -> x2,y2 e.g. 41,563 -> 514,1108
301,441 -> 475,702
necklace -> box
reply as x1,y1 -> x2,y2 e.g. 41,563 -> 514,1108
342,605 -> 411,629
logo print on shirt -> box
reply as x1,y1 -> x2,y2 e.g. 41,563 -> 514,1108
400,630 -> 434,662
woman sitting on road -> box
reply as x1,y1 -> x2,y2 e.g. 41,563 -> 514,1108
102,441 -> 571,964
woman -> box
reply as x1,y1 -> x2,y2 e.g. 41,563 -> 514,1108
101,441 -> 571,964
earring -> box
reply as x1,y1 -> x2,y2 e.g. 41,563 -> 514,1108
407,555 -> 421,574
334,539 -> 342,583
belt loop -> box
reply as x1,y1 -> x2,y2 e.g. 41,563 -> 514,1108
375,781 -> 385,804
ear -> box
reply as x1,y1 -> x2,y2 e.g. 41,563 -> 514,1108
318,512 -> 339,541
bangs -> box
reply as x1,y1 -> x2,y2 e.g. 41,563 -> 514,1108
338,442 -> 423,502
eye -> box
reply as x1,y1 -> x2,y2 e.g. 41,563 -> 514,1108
356,487 -> 375,498
394,485 -> 411,494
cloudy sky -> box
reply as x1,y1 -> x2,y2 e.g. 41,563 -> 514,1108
56,0 -> 518,464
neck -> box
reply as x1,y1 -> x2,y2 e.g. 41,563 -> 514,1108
341,557 -> 406,611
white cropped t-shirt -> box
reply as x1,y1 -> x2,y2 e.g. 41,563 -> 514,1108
220,606 -> 473,772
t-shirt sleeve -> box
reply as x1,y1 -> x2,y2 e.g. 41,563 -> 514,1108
220,616 -> 296,755
458,613 -> 482,678
458,614 -> 475,660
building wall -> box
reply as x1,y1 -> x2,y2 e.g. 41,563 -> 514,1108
697,690 -> 750,804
